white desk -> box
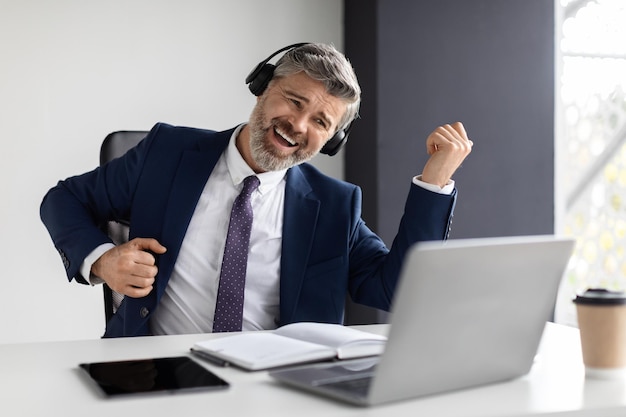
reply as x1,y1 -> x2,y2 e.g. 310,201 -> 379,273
2,323 -> 626,416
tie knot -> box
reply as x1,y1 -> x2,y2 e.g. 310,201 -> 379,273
242,175 -> 260,196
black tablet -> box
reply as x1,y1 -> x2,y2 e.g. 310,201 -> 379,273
79,356 -> 229,397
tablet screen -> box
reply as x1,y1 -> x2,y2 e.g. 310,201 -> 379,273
79,356 -> 229,397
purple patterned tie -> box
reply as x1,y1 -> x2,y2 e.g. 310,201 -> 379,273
213,175 -> 260,332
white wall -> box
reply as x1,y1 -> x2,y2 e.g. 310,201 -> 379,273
0,0 -> 344,344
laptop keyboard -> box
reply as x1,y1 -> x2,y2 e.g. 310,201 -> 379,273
318,375 -> 373,396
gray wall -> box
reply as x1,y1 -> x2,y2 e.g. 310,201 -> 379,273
345,0 -> 555,243
0,0 -> 344,344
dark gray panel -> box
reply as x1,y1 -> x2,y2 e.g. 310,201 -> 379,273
344,0 -> 379,230
346,0 -> 555,243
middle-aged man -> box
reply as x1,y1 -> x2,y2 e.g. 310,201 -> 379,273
40,43 -> 473,338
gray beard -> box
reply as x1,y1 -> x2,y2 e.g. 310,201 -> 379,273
248,104 -> 318,172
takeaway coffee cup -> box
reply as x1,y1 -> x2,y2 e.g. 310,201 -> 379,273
574,288 -> 626,379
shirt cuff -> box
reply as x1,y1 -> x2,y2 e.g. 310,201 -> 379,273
412,175 -> 455,195
80,243 -> 116,285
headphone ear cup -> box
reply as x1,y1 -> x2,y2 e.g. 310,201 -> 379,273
246,42 -> 310,95
248,64 -> 276,96
320,129 -> 347,156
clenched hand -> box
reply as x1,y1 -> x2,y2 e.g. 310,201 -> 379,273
92,237 -> 167,298
421,122 -> 473,188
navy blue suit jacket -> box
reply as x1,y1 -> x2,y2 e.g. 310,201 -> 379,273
41,123 -> 456,337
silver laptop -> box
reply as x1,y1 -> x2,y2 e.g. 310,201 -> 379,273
270,235 -> 575,406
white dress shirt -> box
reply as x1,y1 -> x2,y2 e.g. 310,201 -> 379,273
150,124 -> 287,334
82,124 -> 454,334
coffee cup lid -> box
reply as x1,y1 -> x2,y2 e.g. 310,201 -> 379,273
574,288 -> 626,305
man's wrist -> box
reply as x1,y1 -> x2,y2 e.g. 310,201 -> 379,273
80,243 -> 115,285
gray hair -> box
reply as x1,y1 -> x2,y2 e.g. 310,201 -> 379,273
272,43 -> 361,131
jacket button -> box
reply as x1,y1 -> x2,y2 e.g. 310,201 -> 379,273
140,307 -> 149,318
57,248 -> 70,269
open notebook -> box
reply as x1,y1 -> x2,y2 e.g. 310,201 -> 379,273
191,322 -> 386,371
269,235 -> 575,406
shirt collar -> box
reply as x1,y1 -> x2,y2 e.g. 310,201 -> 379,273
225,124 -> 288,194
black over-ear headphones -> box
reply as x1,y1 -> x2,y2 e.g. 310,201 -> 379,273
245,42 -> 352,156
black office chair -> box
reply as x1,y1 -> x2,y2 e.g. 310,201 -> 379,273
99,130 -> 149,324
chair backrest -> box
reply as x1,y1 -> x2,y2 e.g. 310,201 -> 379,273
99,131 -> 148,324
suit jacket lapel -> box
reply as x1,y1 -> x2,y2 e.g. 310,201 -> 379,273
156,130 -> 232,298
279,166 -> 320,324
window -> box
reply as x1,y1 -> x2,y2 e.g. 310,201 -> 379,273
556,0 -> 626,325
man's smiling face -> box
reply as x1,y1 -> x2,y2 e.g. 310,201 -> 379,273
242,71 -> 347,173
